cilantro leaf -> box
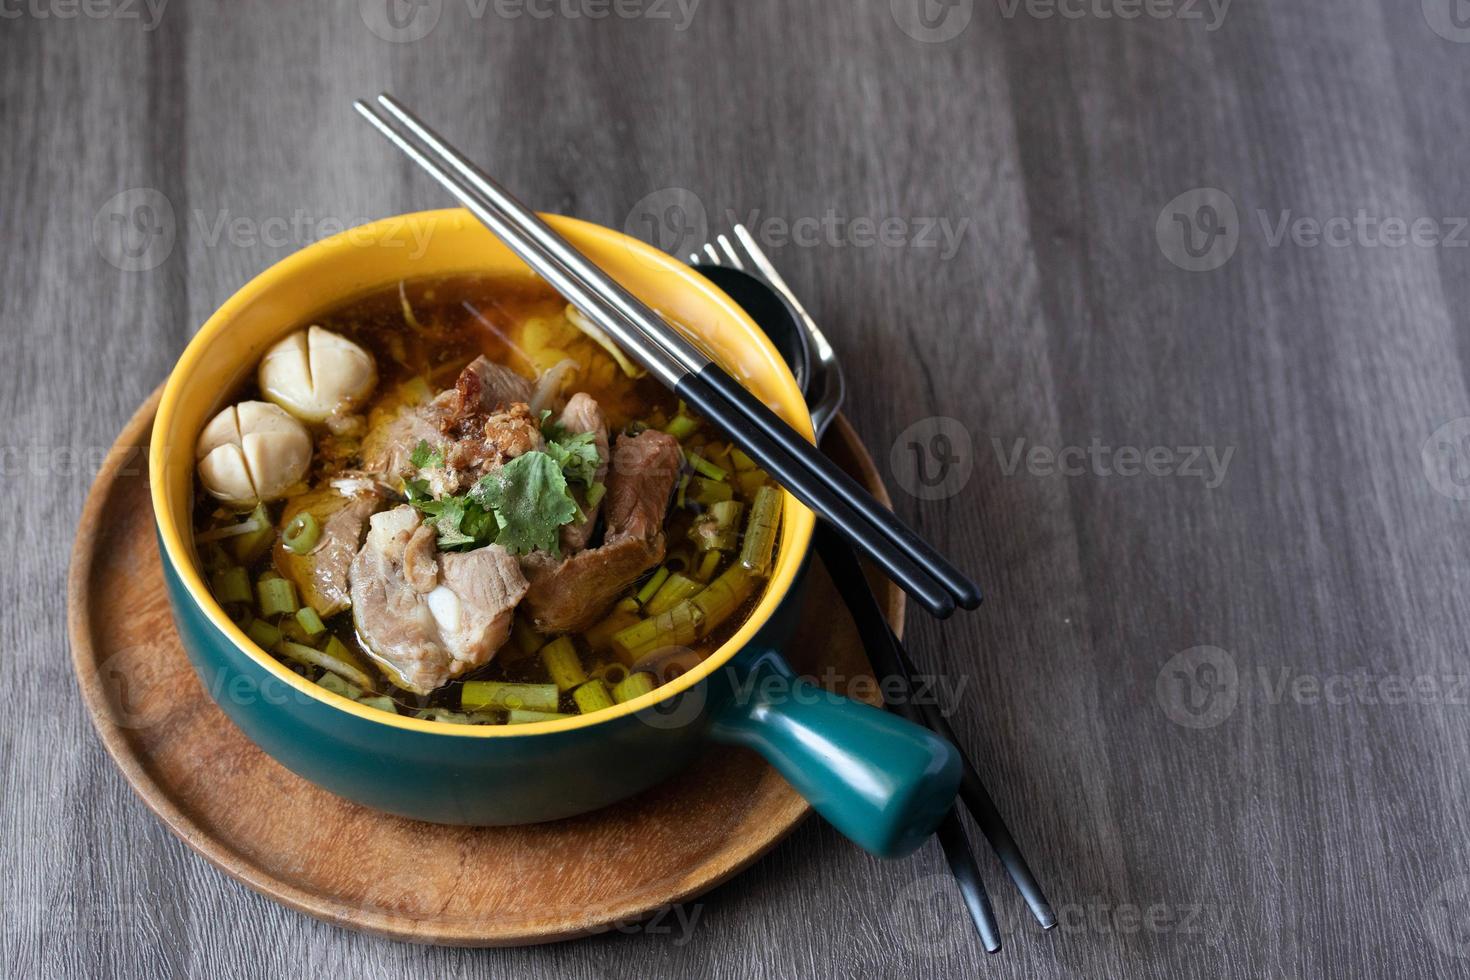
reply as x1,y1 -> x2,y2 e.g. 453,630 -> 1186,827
546,431 -> 601,486
470,451 -> 579,556
410,439 -> 445,470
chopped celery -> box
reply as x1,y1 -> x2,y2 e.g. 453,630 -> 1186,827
636,565 -> 671,606
738,485 -> 781,577
585,608 -> 641,652
573,679 -> 615,714
687,453 -> 728,482
540,636 -> 588,692
315,671 -> 363,700
461,681 -> 559,713
612,672 -> 658,703
644,573 -> 703,616
295,606 -> 327,638
228,503 -> 275,564
694,549 -> 722,582
211,566 -> 251,605
256,576 -> 298,617
357,695 -> 398,714
689,500 -> 743,552
245,618 -> 283,651
663,414 -> 700,440
506,709 -> 572,724
688,476 -> 734,506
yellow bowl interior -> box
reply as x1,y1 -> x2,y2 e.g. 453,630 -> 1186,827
150,209 -> 815,737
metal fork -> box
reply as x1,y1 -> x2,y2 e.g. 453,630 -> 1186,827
691,227 -> 846,441
689,227 -> 1056,949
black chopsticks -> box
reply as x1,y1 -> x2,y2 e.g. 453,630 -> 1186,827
354,94 -> 982,621
814,521 -> 1055,949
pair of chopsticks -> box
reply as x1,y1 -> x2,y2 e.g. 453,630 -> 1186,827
354,94 -> 982,621
813,524 -> 1055,951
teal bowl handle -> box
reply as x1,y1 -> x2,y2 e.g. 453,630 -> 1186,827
707,649 -> 961,858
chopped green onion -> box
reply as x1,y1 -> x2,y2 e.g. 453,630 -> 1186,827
461,681 -> 559,713
573,679 -> 615,714
616,596 -> 640,614
211,566 -> 251,605
256,576 -> 298,618
295,606 -> 327,638
612,672 -> 657,704
636,565 -> 671,605
508,617 -> 545,660
738,485 -> 781,577
676,472 -> 689,508
244,618 -> 283,651
282,512 -> 321,554
644,573 -> 703,616
687,453 -> 728,482
730,448 -> 756,471
540,636 -> 588,692
507,709 -> 572,724
735,469 -> 770,499
590,661 -> 630,687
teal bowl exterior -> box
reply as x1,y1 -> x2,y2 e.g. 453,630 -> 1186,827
163,540 -> 960,858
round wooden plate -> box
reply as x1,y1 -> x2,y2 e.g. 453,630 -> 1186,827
67,387 -> 904,946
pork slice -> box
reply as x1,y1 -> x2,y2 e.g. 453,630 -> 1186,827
350,506 -> 529,693
274,487 -> 382,617
360,403 -> 441,480
519,535 -> 665,634
555,392 -> 609,554
437,356 -> 535,437
605,429 -> 683,540
522,428 -> 681,633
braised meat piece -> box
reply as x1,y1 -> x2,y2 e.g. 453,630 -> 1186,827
350,506 -> 528,693
554,392 -> 610,555
272,487 -> 382,617
521,428 -> 682,633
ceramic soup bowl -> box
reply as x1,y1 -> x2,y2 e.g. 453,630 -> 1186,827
150,209 -> 959,859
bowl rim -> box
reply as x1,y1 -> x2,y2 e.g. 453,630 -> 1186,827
150,208 -> 816,739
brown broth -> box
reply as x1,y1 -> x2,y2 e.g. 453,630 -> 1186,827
193,274 -> 776,721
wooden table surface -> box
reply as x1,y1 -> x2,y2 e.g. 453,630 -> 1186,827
8,2 -> 1470,977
